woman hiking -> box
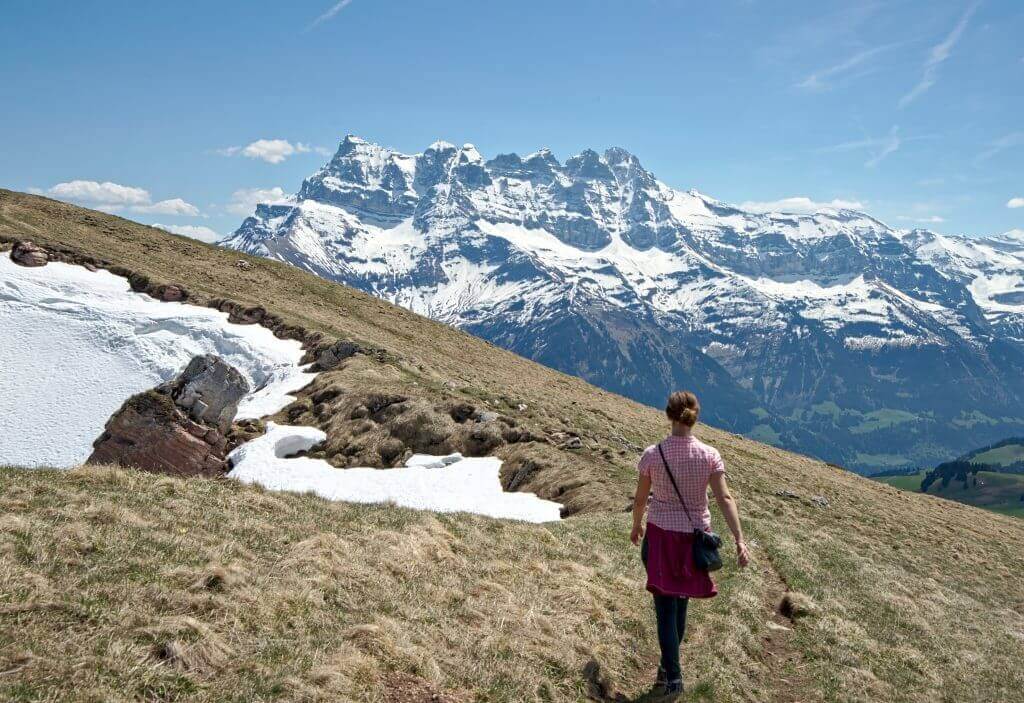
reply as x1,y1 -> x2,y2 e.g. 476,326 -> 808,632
630,391 -> 750,698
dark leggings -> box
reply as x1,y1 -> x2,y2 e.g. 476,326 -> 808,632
653,594 -> 688,682
642,537 -> 689,682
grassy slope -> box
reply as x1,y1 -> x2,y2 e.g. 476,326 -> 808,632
877,470 -> 1024,519
2,190 -> 1024,702
970,442 -> 1024,467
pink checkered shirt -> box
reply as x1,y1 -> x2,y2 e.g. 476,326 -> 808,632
638,435 -> 725,533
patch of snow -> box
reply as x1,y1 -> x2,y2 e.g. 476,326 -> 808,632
227,423 -> 562,523
405,452 -> 464,468
0,258 -> 310,468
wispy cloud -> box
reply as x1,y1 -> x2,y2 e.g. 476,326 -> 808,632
976,131 -> 1024,163
739,197 -> 865,215
218,139 -> 314,164
1008,197 -> 1024,209
865,127 -> 901,168
152,223 -> 221,243
818,125 -> 903,168
226,186 -> 289,215
796,43 -> 897,91
133,198 -> 200,216
40,180 -> 200,216
308,0 -> 354,30
899,2 -> 980,109
897,214 -> 946,223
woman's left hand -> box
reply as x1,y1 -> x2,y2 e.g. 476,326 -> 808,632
630,523 -> 644,545
736,540 -> 750,568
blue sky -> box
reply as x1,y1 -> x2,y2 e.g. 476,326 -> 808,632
1,0 -> 1021,241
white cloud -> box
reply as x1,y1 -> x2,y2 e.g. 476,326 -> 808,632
131,198 -> 200,216
897,215 -> 945,224
47,180 -> 150,206
42,180 -> 200,217
309,0 -> 354,29
739,197 -> 865,215
227,187 -> 289,215
1008,197 -> 1024,209
796,44 -> 897,91
152,223 -> 222,243
899,2 -> 980,108
219,139 -> 313,164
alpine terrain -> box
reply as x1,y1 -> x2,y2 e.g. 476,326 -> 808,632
223,136 -> 1024,473
4,190 -> 1024,703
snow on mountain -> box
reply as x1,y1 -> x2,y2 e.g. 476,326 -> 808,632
222,136 -> 1024,472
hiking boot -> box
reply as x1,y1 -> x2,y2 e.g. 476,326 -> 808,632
651,680 -> 683,701
656,666 -> 667,687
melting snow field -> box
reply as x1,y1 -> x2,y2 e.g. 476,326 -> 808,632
0,257 -> 562,523
228,422 -> 563,523
0,258 -> 310,468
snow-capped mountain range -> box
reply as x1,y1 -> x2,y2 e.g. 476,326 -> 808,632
223,136 -> 1024,472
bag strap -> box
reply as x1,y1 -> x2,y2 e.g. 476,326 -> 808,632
657,443 -> 699,530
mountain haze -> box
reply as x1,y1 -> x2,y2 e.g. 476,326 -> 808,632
223,137 -> 1024,472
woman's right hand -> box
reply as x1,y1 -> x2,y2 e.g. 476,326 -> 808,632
630,523 -> 644,546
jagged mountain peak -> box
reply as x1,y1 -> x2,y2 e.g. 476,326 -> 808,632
223,136 -> 1024,472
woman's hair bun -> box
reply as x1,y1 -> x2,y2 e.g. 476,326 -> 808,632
666,391 -> 700,427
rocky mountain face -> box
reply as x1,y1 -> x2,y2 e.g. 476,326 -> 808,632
222,136 -> 1024,472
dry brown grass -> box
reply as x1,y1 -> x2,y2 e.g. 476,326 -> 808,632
2,191 -> 1024,702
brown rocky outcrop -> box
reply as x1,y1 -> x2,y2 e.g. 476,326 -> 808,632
10,241 -> 48,267
87,355 -> 250,477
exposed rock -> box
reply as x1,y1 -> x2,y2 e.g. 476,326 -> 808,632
448,403 -> 476,423
87,355 -> 250,477
776,489 -> 800,500
229,305 -> 266,325
11,241 -> 48,267
560,436 -> 584,450
88,391 -> 227,477
810,495 -> 830,508
235,259 -> 253,271
474,410 -> 500,423
314,339 -> 360,371
153,284 -> 188,302
162,355 -> 249,432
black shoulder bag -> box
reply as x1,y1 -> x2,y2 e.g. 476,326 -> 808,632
657,444 -> 723,572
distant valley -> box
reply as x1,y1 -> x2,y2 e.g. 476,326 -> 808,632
875,437 -> 1024,517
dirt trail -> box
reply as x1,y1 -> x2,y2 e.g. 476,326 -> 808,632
753,547 -> 819,703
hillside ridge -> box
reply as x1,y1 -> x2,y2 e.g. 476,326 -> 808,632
3,189 -> 1024,702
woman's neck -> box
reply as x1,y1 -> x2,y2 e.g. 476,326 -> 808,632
670,422 -> 693,437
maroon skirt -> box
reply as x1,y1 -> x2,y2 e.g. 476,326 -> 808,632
643,522 -> 718,599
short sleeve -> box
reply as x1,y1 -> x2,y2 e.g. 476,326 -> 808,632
709,448 -> 726,475
638,446 -> 658,478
